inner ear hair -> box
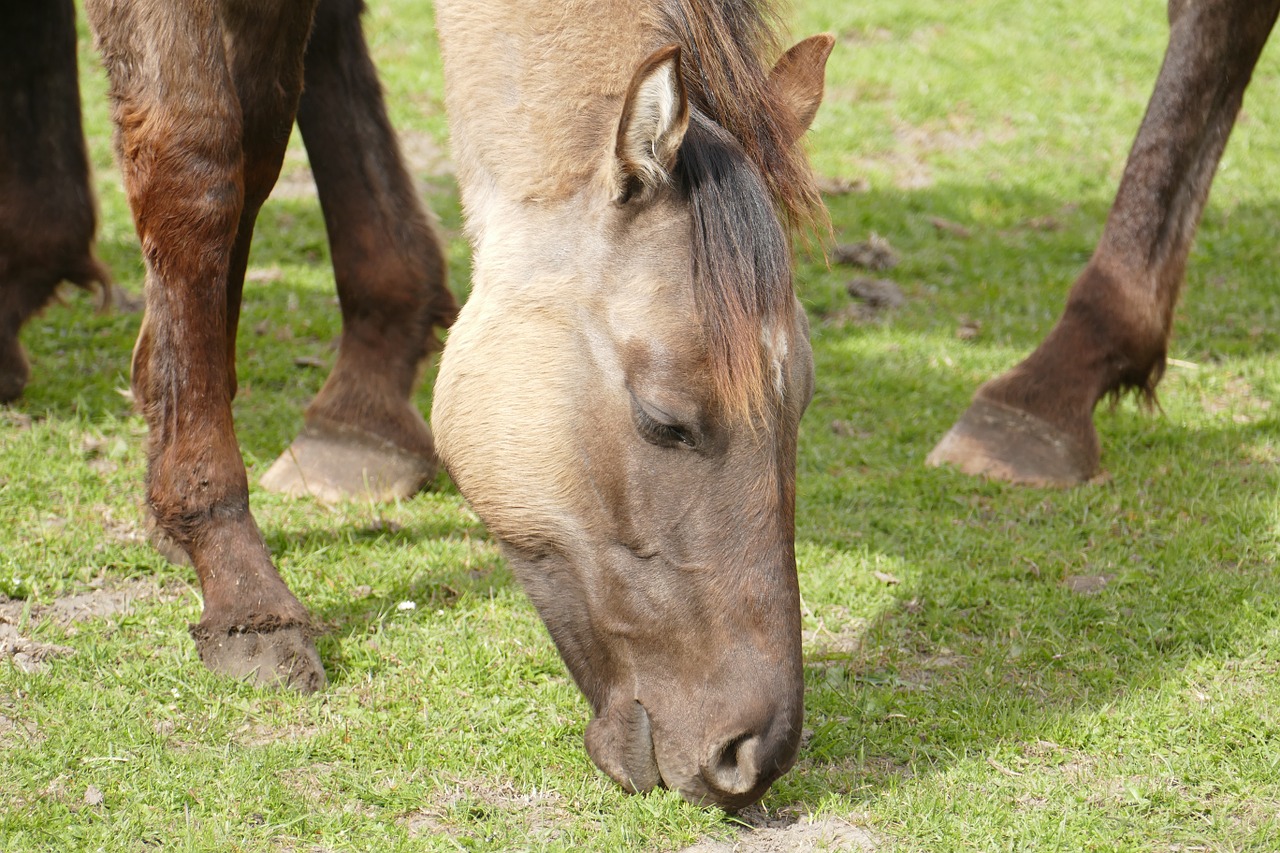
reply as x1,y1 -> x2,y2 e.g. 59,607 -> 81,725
615,44 -> 689,202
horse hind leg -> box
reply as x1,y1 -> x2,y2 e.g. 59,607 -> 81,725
0,0 -> 113,402
259,0 -> 458,503
87,0 -> 325,691
928,0 -> 1280,485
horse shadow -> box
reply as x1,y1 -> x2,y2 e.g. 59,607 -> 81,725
245,494 -> 515,686
769,246 -> 1279,816
12,173 -> 1280,817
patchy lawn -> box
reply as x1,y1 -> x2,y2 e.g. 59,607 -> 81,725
3,0 -> 1280,849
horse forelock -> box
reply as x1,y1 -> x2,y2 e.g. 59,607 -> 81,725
660,0 -> 823,230
677,112 -> 793,418
661,0 -> 822,418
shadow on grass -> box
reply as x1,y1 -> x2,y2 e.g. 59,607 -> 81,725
814,181 -> 1280,361
12,177 -> 1280,782
17,178 -> 1280,422
310,554 -> 519,687
254,499 -> 513,686
771,329 -> 1279,808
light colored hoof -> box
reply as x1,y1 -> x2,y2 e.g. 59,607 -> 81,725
191,623 -> 326,693
260,425 -> 436,503
926,397 -> 1097,487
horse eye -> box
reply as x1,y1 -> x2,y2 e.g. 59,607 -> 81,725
633,401 -> 697,449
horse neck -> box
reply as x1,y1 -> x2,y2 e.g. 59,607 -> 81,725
434,0 -> 662,210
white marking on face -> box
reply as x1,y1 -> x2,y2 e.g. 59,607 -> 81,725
762,323 -> 791,399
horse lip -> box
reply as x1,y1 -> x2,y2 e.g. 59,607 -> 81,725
622,699 -> 664,793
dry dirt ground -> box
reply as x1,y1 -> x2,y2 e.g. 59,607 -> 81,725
0,577 -> 183,674
678,808 -> 881,852
270,128 -> 453,201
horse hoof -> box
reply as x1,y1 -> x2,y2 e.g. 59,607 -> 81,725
0,341 -> 30,403
260,424 -> 437,502
191,623 -> 326,693
100,279 -> 144,314
926,397 -> 1097,486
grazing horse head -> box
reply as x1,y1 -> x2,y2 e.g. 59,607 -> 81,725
431,0 -> 833,809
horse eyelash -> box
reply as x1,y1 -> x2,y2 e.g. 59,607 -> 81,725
635,406 -> 696,449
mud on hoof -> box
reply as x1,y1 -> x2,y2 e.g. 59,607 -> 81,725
926,396 -> 1098,486
191,623 -> 326,693
260,424 -> 437,503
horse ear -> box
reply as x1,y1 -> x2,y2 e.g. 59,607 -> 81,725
614,44 -> 689,202
770,34 -> 835,144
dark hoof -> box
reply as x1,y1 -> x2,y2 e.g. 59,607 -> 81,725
260,424 -> 436,502
100,279 -> 144,314
926,396 -> 1098,486
191,623 -> 326,693
0,340 -> 30,403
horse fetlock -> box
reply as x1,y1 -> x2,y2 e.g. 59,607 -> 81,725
1061,262 -> 1174,397
142,503 -> 193,567
306,367 -> 436,457
145,473 -> 251,550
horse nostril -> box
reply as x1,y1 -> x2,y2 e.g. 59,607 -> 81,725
704,731 -> 763,796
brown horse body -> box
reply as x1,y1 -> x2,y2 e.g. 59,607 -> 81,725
430,0 -> 830,808
83,0 -> 456,691
0,1 -> 113,403
929,0 -> 1280,484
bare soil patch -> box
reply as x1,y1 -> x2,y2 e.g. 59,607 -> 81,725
1198,375 -> 1272,424
0,708 -> 44,749
1062,574 -> 1115,596
235,720 -> 322,748
0,578 -> 185,673
401,777 -> 575,843
853,116 -> 1017,190
270,128 -> 453,201
0,623 -> 75,674
680,814 -> 880,852
804,616 -> 870,661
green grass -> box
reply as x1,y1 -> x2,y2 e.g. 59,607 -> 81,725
3,0 -> 1280,849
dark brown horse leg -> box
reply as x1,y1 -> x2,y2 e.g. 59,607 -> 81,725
0,0 -> 112,401
259,0 -> 458,502
87,0 -> 325,691
929,0 -> 1279,485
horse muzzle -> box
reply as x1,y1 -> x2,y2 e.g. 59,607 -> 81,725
584,691 -> 802,811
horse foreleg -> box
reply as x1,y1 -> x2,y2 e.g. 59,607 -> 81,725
87,0 -> 325,691
220,0 -> 328,399
260,0 -> 458,502
929,0 -> 1279,485
0,0 -> 111,401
